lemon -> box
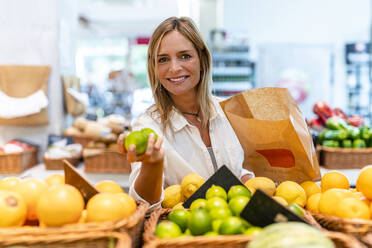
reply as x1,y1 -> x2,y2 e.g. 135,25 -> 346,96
275,181 -> 306,207
172,202 -> 185,210
306,193 -> 321,213
300,181 -> 321,198
244,177 -> 276,196
162,184 -> 183,208
181,174 -> 205,199
272,196 -> 288,206
335,198 -> 370,220
321,171 -> 350,192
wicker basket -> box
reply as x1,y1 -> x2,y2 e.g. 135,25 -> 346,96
43,154 -> 81,170
63,134 -> 94,148
0,231 -> 130,248
0,146 -> 38,174
143,209 -> 365,248
312,212 -> 372,247
84,150 -> 131,173
0,202 -> 148,248
317,145 -> 372,169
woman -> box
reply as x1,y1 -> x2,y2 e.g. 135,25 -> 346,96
118,17 -> 253,210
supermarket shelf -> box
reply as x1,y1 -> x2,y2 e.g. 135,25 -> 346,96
212,67 -> 253,75
212,52 -> 251,61
212,82 -> 253,91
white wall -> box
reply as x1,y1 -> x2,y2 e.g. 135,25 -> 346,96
223,0 -> 371,117
0,0 -> 62,154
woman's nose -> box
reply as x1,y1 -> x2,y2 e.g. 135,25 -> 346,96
169,59 -> 181,73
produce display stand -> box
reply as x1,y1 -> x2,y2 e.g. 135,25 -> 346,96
43,153 -> 81,170
0,231 -> 131,248
312,212 -> 372,247
0,146 -> 38,173
143,208 -> 364,248
84,150 -> 131,173
0,202 -> 148,248
317,145 -> 372,169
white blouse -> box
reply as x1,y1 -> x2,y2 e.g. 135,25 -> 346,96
128,96 -> 253,211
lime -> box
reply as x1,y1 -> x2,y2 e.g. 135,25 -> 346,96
243,226 -> 262,236
124,131 -> 147,155
190,198 -> 208,210
218,216 -> 244,235
155,220 -> 182,238
204,231 -> 218,236
187,209 -> 212,236
168,209 -> 190,232
205,185 -> 227,200
209,207 -> 232,220
287,203 -> 305,217
212,219 -> 223,233
183,228 -> 192,236
227,185 -> 251,202
228,196 -> 250,216
141,128 -> 158,141
206,197 -> 228,211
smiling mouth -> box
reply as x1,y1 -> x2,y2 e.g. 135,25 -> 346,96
168,76 -> 188,82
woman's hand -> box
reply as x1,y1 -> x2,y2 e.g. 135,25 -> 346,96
117,132 -> 164,165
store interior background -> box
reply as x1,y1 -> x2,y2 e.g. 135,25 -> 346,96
0,0 -> 371,156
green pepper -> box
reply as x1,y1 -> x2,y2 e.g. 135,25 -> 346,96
322,140 -> 340,147
353,139 -> 366,148
342,139 -> 353,148
347,126 -> 361,139
325,117 -> 349,130
323,130 -> 348,141
360,126 -> 372,140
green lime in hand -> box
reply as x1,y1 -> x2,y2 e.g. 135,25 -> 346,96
124,131 -> 147,155
141,128 -> 158,141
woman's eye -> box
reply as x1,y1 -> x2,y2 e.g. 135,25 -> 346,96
158,57 -> 167,63
181,54 -> 191,59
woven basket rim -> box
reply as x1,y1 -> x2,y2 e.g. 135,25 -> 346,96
319,145 -> 372,153
83,149 -> 124,158
143,208 -> 253,246
0,231 -> 130,246
312,212 -> 372,226
42,153 -> 82,161
0,201 -> 148,236
0,146 -> 37,156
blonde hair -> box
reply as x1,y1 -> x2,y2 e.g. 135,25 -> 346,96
147,16 -> 213,133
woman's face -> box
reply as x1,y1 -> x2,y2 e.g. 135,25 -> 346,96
156,30 -> 201,99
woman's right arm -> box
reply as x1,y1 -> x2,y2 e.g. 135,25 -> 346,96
117,133 -> 165,204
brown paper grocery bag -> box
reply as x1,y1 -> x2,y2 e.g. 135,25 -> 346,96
0,65 -> 50,125
220,87 -> 320,183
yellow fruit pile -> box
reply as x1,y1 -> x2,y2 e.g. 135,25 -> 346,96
304,167 -> 372,220
0,175 -> 136,228
162,174 -> 205,208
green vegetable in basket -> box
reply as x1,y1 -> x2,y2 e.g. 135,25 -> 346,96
346,126 -> 361,140
360,126 -> 372,141
341,139 -> 352,148
325,116 -> 349,130
323,130 -> 348,141
322,140 -> 339,148
318,129 -> 328,143
353,139 -> 366,148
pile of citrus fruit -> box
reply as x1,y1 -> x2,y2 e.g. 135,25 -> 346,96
0,175 -> 136,227
155,184 -> 263,238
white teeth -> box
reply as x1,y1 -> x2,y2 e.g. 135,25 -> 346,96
169,76 -> 186,82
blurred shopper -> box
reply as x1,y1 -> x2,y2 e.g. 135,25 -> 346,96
117,17 -> 253,211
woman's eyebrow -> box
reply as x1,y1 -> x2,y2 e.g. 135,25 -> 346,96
157,50 -> 193,57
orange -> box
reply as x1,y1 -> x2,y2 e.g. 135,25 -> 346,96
272,196 -> 288,206
370,201 -> 372,216
318,189 -> 353,215
356,165 -> 372,200
275,181 -> 306,207
116,193 -> 137,218
95,180 -> 124,193
86,193 -> 127,222
45,174 -> 64,186
0,177 -> 20,191
300,181 -> 321,198
0,190 -> 27,227
305,193 -> 321,213
13,178 -> 47,221
335,198 -> 370,220
37,184 -> 85,227
321,171 -> 349,192
78,210 -> 88,224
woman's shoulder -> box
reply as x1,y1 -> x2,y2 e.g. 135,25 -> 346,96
132,104 -> 161,130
